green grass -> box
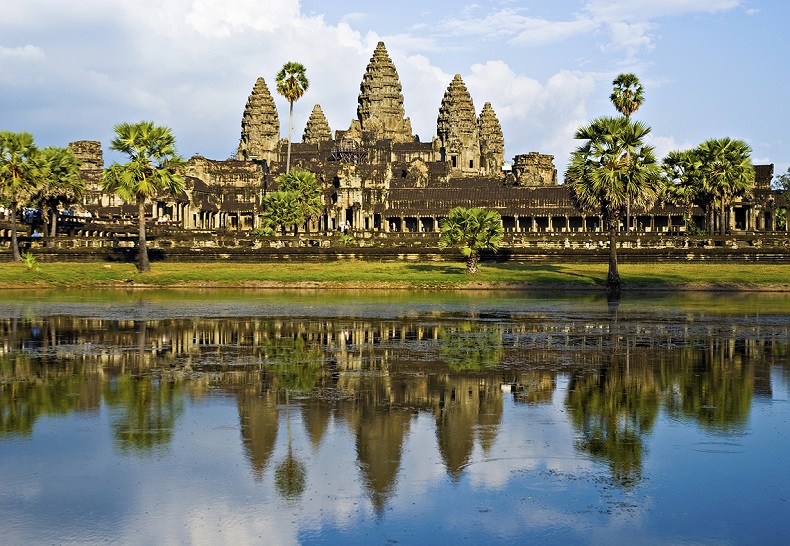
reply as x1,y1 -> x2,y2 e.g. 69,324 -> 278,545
0,260 -> 787,290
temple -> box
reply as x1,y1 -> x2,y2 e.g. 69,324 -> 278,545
69,41 -> 785,238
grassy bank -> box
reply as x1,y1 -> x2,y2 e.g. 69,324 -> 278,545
0,260 -> 787,291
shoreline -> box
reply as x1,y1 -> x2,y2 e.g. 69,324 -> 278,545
0,261 -> 787,293
1,279 -> 789,292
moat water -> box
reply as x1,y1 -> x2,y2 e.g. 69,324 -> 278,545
1,289 -> 788,545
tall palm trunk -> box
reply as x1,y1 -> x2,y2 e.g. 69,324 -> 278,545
10,202 -> 21,261
286,101 -> 294,173
49,207 -> 58,239
606,213 -> 621,292
137,197 -> 150,272
40,203 -> 57,247
466,253 -> 479,274
719,199 -> 727,236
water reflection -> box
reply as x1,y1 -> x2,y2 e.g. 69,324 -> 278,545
1,294 -> 789,526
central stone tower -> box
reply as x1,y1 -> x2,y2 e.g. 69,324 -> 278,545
356,41 -> 413,144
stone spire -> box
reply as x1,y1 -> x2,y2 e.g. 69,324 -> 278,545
237,77 -> 280,163
356,41 -> 413,143
302,104 -> 332,144
478,102 -> 504,175
437,74 -> 479,174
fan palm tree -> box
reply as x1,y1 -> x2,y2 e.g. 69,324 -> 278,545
610,73 -> 644,118
662,149 -> 704,230
101,121 -> 185,272
276,169 -> 323,226
35,146 -> 85,243
610,73 -> 645,232
276,62 -> 309,173
565,116 -> 662,292
262,169 -> 323,234
438,206 -> 503,274
0,131 -> 42,261
695,138 -> 755,235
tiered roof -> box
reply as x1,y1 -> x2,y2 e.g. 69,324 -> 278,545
356,42 -> 413,143
302,104 -> 332,144
237,77 -> 280,161
478,102 -> 504,174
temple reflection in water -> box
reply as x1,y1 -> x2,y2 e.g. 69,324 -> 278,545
2,307 -> 788,508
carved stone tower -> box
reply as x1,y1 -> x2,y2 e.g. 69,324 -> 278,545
437,74 -> 480,174
478,102 -> 504,175
68,140 -> 105,207
356,41 -> 413,144
237,77 -> 280,164
302,104 -> 332,144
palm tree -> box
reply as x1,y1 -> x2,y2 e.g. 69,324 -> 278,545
35,147 -> 85,243
277,169 -> 323,227
438,206 -> 503,274
263,169 -> 323,234
565,116 -> 662,292
662,149 -> 703,231
610,73 -> 645,232
695,138 -> 755,235
610,73 -> 644,118
773,167 -> 790,193
275,62 -> 309,173
0,131 -> 42,261
101,121 -> 185,272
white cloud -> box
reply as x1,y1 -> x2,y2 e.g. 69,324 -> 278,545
186,0 -> 300,38
583,0 -> 743,22
601,21 -> 655,56
0,44 -> 45,60
464,62 -> 598,168
510,18 -> 600,47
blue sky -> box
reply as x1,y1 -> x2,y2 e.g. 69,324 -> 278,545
1,0 -> 787,178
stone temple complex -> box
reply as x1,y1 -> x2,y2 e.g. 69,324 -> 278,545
68,41 -> 784,239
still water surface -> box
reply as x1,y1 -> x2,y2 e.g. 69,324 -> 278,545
1,290 -> 789,545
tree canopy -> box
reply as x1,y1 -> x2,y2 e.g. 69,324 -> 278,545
34,146 -> 84,240
438,206 -> 503,274
661,139 -> 755,235
262,169 -> 323,233
610,73 -> 644,118
101,121 -> 185,272
565,116 -> 662,290
0,131 -> 43,261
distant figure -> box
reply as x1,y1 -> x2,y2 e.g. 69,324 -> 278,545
345,220 -> 351,233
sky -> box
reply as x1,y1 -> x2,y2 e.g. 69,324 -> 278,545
1,0 -> 788,180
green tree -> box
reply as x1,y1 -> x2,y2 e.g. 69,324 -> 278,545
696,138 -> 755,235
275,62 -> 309,173
35,146 -> 85,243
662,149 -> 704,231
610,73 -> 645,231
101,121 -> 185,272
0,131 -> 42,261
277,169 -> 323,224
565,116 -> 662,291
610,73 -> 644,118
438,206 -> 503,274
772,166 -> 790,193
262,169 -> 322,234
